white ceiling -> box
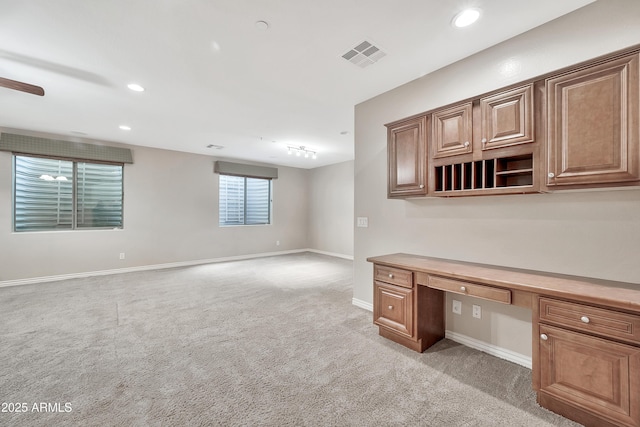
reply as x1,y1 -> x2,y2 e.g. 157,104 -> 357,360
0,0 -> 595,169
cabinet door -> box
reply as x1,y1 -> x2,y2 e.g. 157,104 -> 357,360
387,115 -> 427,197
373,281 -> 413,338
538,324 -> 640,427
480,84 -> 534,150
546,53 -> 640,187
432,102 -> 473,158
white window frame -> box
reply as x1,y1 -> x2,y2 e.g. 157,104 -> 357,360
218,174 -> 272,226
13,154 -> 124,232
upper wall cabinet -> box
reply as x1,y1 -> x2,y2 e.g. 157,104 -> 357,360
432,102 -> 473,158
546,52 -> 640,188
480,84 -> 534,151
385,44 -> 640,198
429,83 -> 539,197
387,115 -> 427,198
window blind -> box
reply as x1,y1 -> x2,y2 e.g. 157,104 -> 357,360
14,155 -> 124,231
219,175 -> 271,226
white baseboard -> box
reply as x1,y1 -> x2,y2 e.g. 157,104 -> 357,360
445,330 -> 532,369
0,248 -> 354,288
353,297 -> 531,368
352,297 -> 373,311
306,249 -> 354,260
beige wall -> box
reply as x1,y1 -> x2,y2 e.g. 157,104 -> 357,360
0,140 -> 314,281
308,160 -> 354,258
354,0 -> 640,358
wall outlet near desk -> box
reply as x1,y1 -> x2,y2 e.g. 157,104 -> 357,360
452,299 -> 462,315
356,217 -> 368,227
473,304 -> 482,319
119,252 -> 125,260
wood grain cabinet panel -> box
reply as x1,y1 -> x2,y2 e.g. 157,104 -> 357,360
387,115 -> 427,197
374,281 -> 413,337
540,297 -> 640,345
374,265 -> 413,289
546,52 -> 640,187
369,254 -> 640,427
432,102 -> 473,158
538,324 -> 640,427
480,84 -> 534,150
428,275 -> 511,304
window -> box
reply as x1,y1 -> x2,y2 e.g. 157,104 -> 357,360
219,175 -> 271,226
13,155 -> 124,232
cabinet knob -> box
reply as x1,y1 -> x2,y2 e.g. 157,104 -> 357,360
482,138 -> 487,144
419,184 -> 424,189
464,141 -> 470,147
548,172 -> 555,178
388,273 -> 393,279
460,286 -> 466,292
581,316 -> 590,324
388,305 -> 393,310
540,334 -> 548,341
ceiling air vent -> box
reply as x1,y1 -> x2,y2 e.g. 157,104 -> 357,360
342,41 -> 386,68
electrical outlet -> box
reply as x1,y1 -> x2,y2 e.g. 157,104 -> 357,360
119,253 -> 125,260
276,240 -> 280,246
452,299 -> 462,315
473,304 -> 482,319
356,217 -> 368,227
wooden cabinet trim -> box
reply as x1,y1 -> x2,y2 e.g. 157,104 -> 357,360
386,43 -> 640,198
546,52 -> 640,187
374,264 -> 413,288
373,281 -> 413,337
432,102 -> 473,159
538,324 -> 640,427
428,275 -> 511,304
480,84 -> 535,151
387,115 -> 428,198
540,297 -> 640,346
370,253 -> 640,427
369,253 -> 640,314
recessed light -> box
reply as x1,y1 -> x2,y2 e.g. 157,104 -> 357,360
452,9 -> 480,28
119,125 -> 131,131
127,83 -> 145,92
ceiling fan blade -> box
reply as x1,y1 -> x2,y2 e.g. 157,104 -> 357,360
0,77 -> 45,96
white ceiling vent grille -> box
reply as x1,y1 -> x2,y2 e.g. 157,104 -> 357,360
342,41 -> 386,68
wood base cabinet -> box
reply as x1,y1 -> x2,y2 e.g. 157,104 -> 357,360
369,254 -> 640,427
374,281 -> 413,337
537,324 -> 640,427
372,264 -> 444,352
536,296 -> 640,426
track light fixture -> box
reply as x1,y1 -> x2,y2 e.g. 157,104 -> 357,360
287,145 -> 317,159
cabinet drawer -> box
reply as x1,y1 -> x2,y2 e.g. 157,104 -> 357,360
373,281 -> 413,338
539,298 -> 640,345
428,275 -> 511,304
374,265 -> 413,288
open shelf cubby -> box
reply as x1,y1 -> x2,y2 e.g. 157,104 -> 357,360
434,154 -> 533,193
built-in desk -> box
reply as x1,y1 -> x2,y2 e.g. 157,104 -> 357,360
368,253 -> 640,427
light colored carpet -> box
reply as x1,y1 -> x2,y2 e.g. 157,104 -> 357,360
0,252 -> 582,426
